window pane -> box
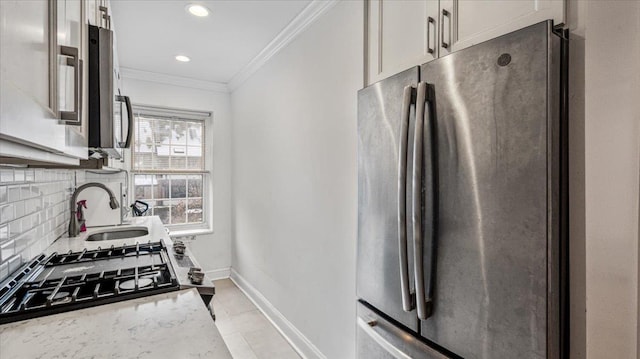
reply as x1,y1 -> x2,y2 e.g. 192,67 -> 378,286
187,157 -> 202,169
187,198 -> 203,223
154,204 -> 170,224
171,156 -> 186,169
187,175 -> 202,197
171,200 -> 186,224
154,175 -> 170,198
187,122 -> 202,146
170,176 -> 186,198
155,120 -> 172,146
173,122 -> 188,145
133,114 -> 205,171
135,153 -> 153,170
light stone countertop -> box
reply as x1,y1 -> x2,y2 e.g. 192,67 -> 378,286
0,288 -> 232,358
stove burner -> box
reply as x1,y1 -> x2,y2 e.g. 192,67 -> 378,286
119,277 -> 154,291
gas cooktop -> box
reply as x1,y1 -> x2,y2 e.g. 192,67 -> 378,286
0,241 -> 179,324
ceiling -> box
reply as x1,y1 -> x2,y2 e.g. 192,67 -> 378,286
110,0 -> 312,84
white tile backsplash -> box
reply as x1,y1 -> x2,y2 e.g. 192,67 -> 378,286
0,168 -> 73,282
0,168 -> 129,282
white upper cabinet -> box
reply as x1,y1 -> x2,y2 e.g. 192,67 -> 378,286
0,0 -> 88,164
58,0 -> 89,159
367,0 -> 439,84
439,0 -> 565,55
366,0 -> 565,84
0,0 -> 65,153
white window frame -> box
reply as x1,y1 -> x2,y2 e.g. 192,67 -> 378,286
130,104 -> 213,236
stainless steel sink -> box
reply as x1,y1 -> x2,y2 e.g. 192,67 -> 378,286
85,227 -> 149,241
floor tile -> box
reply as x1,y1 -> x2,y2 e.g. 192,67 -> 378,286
214,278 -> 236,290
222,333 -> 259,359
213,278 -> 300,358
215,309 -> 271,336
243,327 -> 300,359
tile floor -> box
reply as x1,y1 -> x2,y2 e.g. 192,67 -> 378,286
213,279 -> 300,359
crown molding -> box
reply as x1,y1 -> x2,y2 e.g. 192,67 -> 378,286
227,0 -> 339,92
120,67 -> 229,93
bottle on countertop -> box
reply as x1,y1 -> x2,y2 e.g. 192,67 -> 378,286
76,200 -> 87,232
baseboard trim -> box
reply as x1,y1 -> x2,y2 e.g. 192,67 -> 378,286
230,269 -> 326,359
205,267 -> 231,281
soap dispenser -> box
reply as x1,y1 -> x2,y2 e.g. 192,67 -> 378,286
76,200 -> 87,232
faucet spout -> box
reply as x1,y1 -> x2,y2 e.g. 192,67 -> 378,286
68,182 -> 120,237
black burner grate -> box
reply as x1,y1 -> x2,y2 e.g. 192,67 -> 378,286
0,240 -> 179,324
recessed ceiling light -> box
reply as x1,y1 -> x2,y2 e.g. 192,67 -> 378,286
186,4 -> 210,17
175,55 -> 191,62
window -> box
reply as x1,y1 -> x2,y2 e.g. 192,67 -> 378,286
131,105 -> 211,231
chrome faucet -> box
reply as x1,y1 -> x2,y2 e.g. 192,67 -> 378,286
68,182 -> 119,237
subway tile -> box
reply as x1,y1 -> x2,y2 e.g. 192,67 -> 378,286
13,170 -> 25,183
0,262 -> 8,280
25,198 -> 39,215
30,184 -> 42,197
75,170 -> 86,183
0,186 -> 7,203
15,229 -> 37,255
0,204 -> 14,224
34,169 -> 44,182
0,225 -> 8,242
7,186 -> 20,202
20,217 -> 31,233
21,185 -> 32,199
25,169 -> 34,182
0,169 -> 13,183
1,240 -> 16,263
14,201 -> 25,218
0,169 -> 74,280
8,255 -> 22,273
8,221 -> 21,239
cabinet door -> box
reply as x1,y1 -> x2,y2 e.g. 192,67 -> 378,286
439,0 -> 564,55
367,0 -> 439,85
0,0 -> 66,153
58,0 -> 88,159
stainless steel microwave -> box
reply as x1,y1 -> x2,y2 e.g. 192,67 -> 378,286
88,24 -> 131,159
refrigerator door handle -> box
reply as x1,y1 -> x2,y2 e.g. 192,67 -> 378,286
412,82 -> 433,320
398,85 -> 414,312
357,317 -> 413,359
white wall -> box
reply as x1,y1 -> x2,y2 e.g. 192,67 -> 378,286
122,77 -> 233,275
571,0 -> 640,358
230,2 -> 362,358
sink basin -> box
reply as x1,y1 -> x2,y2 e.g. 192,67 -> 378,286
85,226 -> 149,241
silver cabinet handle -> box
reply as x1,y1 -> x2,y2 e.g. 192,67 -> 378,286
426,17 -> 435,54
99,6 -> 111,29
440,9 -> 451,50
59,45 -> 81,124
398,85 -> 414,312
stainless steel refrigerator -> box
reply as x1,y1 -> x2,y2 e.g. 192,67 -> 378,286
356,21 -> 568,359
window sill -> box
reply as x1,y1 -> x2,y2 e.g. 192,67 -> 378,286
168,227 -> 214,237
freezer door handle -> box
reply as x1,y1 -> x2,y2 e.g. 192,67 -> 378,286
412,82 -> 434,320
398,85 -> 414,312
357,317 -> 413,359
